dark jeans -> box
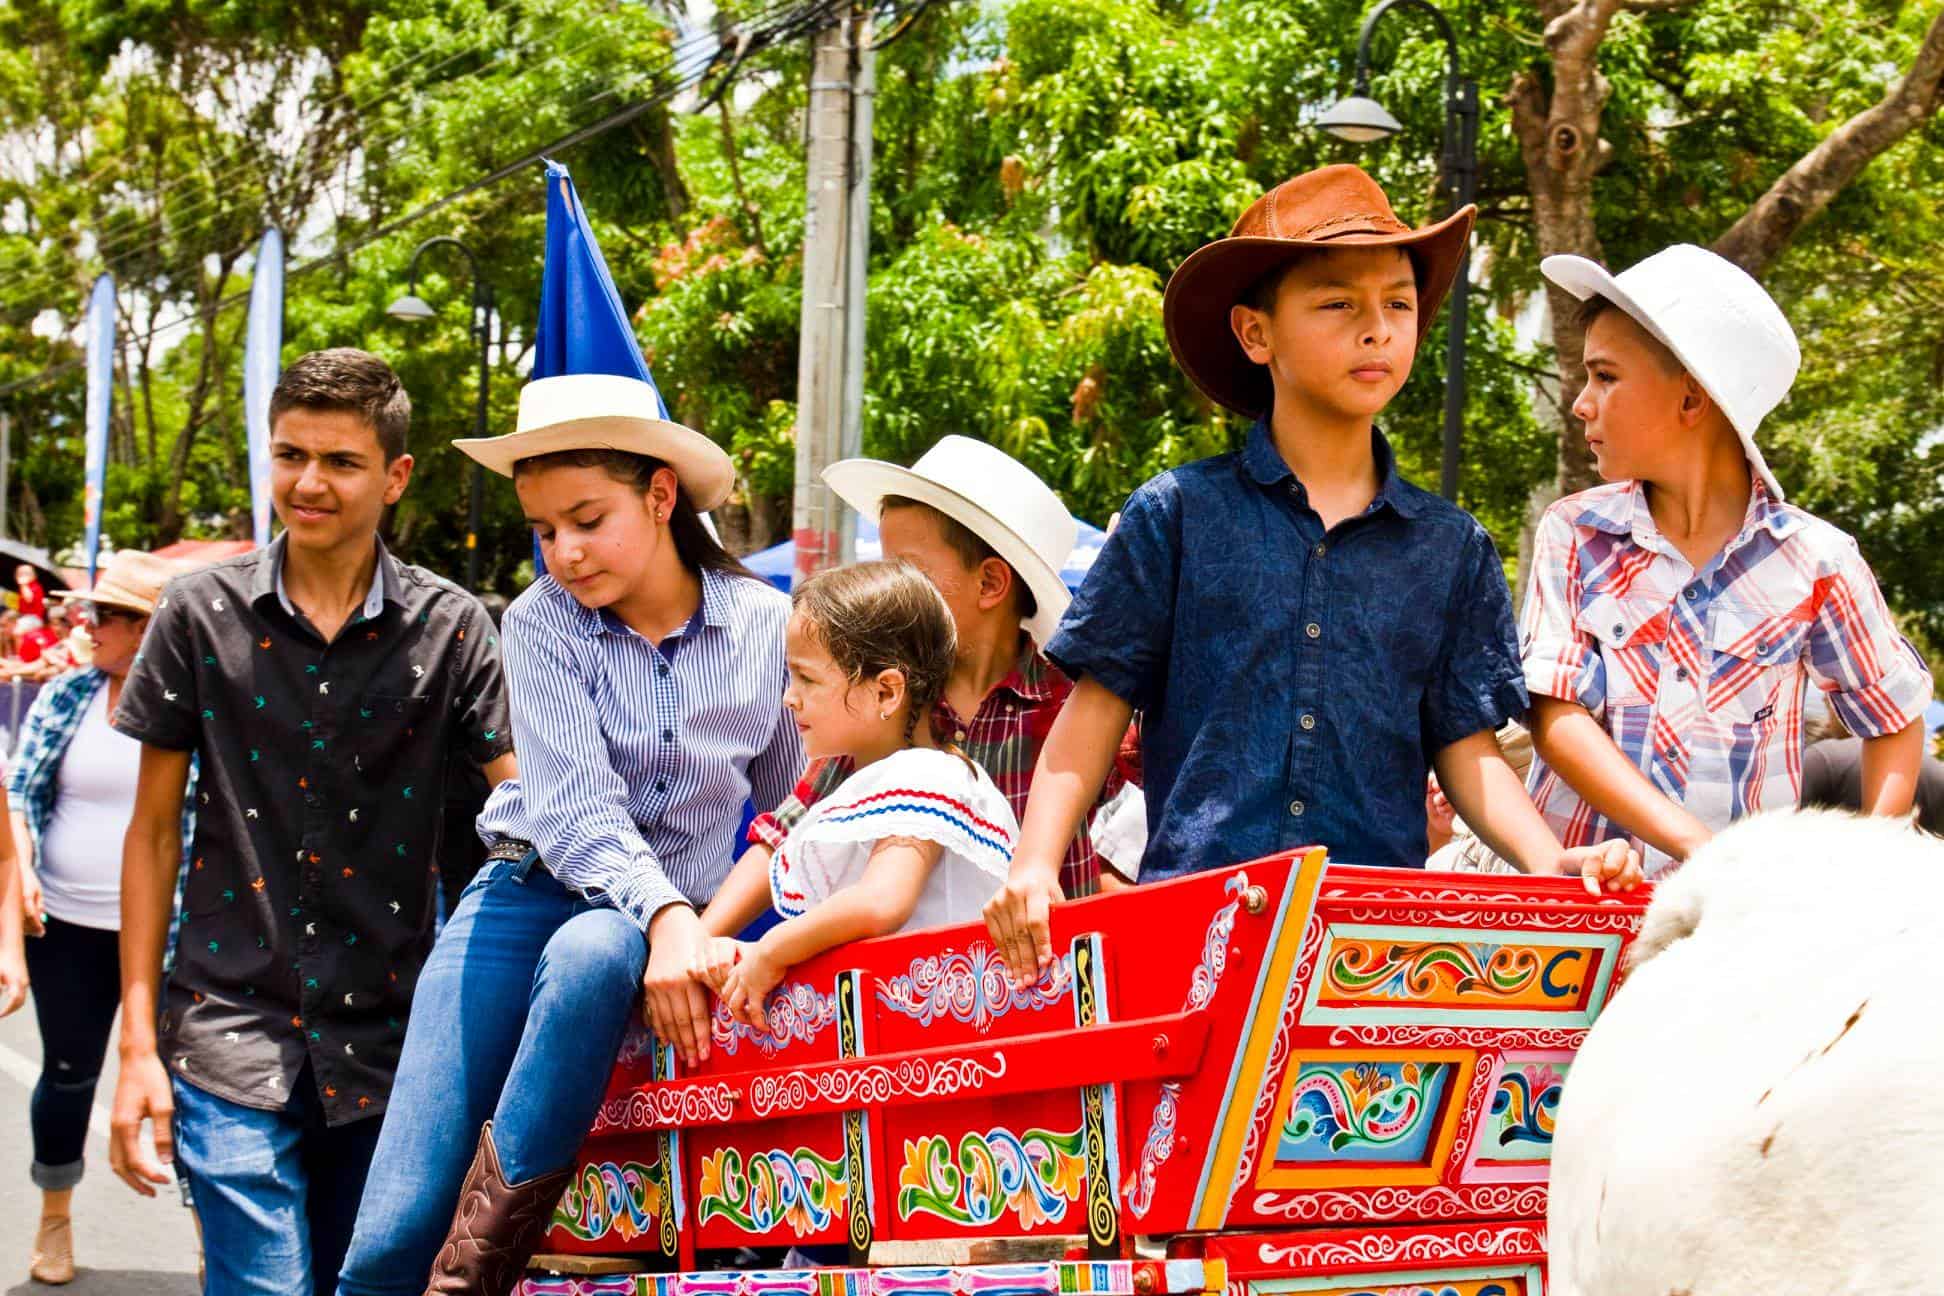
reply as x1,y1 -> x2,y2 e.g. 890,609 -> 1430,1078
23,915 -> 120,1190
172,1061 -> 383,1296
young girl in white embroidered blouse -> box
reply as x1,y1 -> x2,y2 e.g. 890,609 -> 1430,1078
696,560 -> 1016,1029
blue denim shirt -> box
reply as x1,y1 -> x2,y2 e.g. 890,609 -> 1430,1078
1046,421 -> 1527,877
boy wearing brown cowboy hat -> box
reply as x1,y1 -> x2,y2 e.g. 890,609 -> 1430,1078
987,164 -> 1641,984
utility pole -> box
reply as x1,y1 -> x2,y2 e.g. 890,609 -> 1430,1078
792,9 -> 873,582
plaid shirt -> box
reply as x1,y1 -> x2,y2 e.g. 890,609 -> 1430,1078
748,638 -> 1129,898
1521,478 -> 1932,876
9,666 -> 198,958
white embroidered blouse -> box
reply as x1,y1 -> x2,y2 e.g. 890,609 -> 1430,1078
768,747 -> 1017,933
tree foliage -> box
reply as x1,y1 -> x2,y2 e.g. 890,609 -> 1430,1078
0,0 -> 1937,640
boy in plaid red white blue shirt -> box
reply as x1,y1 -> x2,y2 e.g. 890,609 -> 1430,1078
1522,245 -> 1931,877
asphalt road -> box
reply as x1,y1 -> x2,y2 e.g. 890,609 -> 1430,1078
0,997 -> 201,1294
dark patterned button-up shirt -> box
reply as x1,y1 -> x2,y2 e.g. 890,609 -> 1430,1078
114,535 -> 511,1124
1047,422 -> 1528,878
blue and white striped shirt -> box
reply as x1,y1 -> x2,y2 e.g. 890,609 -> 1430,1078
476,565 -> 803,929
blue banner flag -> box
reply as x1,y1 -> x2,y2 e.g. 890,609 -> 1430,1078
529,161 -> 679,569
81,273 -> 114,586
243,229 -> 285,547
531,160 -> 666,411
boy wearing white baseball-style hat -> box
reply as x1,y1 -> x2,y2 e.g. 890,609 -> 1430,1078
1522,244 -> 1931,878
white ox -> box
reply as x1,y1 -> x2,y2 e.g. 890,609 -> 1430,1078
1548,808 -> 1944,1296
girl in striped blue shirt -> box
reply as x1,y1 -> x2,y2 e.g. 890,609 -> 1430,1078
339,374 -> 802,1296
695,561 -> 1017,1032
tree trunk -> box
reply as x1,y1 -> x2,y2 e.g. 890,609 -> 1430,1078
1508,0 -> 1661,496
1713,8 -> 1944,277
637,108 -> 692,229
717,100 -> 767,256
157,257 -> 237,543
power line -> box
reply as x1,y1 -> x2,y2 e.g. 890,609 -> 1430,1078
0,17 -> 632,307
0,0 -> 894,401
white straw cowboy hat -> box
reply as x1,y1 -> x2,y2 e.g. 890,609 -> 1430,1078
824,436 -> 1078,647
50,550 -> 187,616
453,373 -> 735,511
1542,244 -> 1800,500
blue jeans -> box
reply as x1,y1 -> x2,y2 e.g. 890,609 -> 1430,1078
172,1063 -> 383,1296
336,852 -> 647,1296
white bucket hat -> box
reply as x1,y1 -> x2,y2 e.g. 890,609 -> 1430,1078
453,373 -> 735,511
1542,244 -> 1799,500
823,436 -> 1078,647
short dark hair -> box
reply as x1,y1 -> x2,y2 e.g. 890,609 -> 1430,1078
879,494 -> 1037,620
1575,294 -> 1618,332
269,349 -> 412,461
1576,295 -> 1683,373
511,448 -> 757,583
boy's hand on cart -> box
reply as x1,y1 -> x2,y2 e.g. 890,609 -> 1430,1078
644,904 -> 713,1067
984,863 -> 1065,989
691,935 -> 745,993
1559,839 -> 1644,894
721,942 -> 784,1032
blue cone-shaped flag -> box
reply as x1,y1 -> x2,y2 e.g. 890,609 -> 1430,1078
532,160 -> 668,417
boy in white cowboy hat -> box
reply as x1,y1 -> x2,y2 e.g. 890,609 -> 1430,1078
717,435 -> 1137,924
1521,244 -> 1931,877
988,164 -> 1642,986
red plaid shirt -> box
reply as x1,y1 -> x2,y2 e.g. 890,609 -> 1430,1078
748,638 -> 1131,898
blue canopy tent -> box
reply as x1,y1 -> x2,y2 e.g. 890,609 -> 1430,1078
745,513 -> 1109,593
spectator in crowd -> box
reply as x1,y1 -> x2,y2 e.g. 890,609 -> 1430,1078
14,563 -> 47,621
14,615 -> 57,664
1429,723 -> 1539,873
0,777 -> 26,1021
9,550 -> 190,1285
1799,705 -> 1944,833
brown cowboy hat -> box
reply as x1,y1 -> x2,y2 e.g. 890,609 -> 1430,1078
1163,164 -> 1476,418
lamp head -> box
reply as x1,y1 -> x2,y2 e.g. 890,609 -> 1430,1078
1317,94 -> 1403,144
385,293 -> 436,323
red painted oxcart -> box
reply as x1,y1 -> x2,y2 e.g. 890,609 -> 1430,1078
522,849 -> 1647,1296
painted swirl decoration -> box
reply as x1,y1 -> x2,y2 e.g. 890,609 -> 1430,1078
747,1053 -> 1008,1118
1124,1082 -> 1179,1219
1279,1061 -> 1447,1159
1489,1064 -> 1563,1151
1255,1220 -> 1545,1267
550,1160 -> 663,1243
1325,939 -> 1585,1002
875,943 -> 1074,1031
711,983 -> 838,1056
590,1082 -> 739,1135
896,1125 -> 1087,1229
696,1146 -> 848,1237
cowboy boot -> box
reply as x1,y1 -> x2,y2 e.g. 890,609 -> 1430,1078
423,1121 -> 572,1296
29,1210 -> 74,1285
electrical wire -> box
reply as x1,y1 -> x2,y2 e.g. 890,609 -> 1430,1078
0,17 -> 641,307
0,0 -> 922,400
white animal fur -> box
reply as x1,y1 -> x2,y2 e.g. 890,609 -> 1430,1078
1548,808 -> 1944,1296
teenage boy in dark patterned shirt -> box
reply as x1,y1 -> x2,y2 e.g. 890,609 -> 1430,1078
108,349 -> 517,1295
986,166 -> 1645,985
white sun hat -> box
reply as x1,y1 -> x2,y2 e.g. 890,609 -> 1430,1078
1541,244 -> 1800,500
823,436 -> 1078,647
453,373 -> 735,511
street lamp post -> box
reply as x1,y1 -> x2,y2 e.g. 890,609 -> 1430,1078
1318,0 -> 1478,502
387,236 -> 494,591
